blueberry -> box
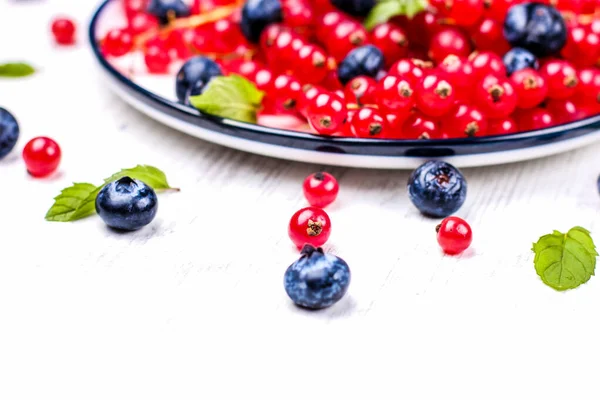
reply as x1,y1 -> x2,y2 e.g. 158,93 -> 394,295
284,245 -> 351,310
95,177 -> 158,231
407,160 -> 467,218
147,0 -> 190,24
175,56 -> 223,105
337,45 -> 384,85
330,0 -> 375,16
240,0 -> 283,43
503,3 -> 567,57
0,108 -> 19,160
503,47 -> 539,75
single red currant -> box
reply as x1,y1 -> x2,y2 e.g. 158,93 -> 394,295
375,74 -> 416,116
315,10 -> 345,38
369,23 -> 409,66
384,112 -> 408,139
510,68 -> 548,109
303,172 -> 339,207
471,18 -> 510,54
283,0 -> 314,29
127,12 -> 159,36
438,0 -> 484,27
561,26 -> 600,68
51,17 -> 76,45
326,19 -> 369,61
341,108 -> 357,137
546,99 -> 580,124
144,44 -> 171,74
437,55 -> 475,103
415,72 -> 456,117
474,74 -> 517,118
428,27 -> 471,64
123,0 -> 148,19
272,74 -> 303,111
515,108 -> 555,131
469,51 -> 506,81
344,76 -> 377,106
487,117 -> 518,135
288,206 -> 332,249
307,92 -> 347,135
573,68 -> 600,111
442,103 -> 488,137
540,59 -> 578,100
253,68 -> 274,91
322,62 -> 344,91
351,106 -> 388,138
297,85 -> 326,117
102,29 -> 133,57
295,44 -> 328,84
22,137 -> 61,178
436,216 -> 472,255
388,58 -> 432,82
401,112 -> 442,139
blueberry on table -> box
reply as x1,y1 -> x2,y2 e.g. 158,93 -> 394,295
284,245 -> 351,310
147,0 -> 190,24
503,3 -> 567,57
503,47 -> 539,76
0,108 -> 19,159
337,45 -> 385,85
330,0 -> 375,16
240,0 -> 283,43
95,177 -> 158,231
408,160 -> 467,218
175,56 -> 223,105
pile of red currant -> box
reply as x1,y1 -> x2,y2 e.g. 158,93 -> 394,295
99,0 -> 600,139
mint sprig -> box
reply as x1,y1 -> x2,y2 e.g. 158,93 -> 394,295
532,227 -> 598,291
364,0 -> 429,30
45,165 -> 178,222
189,74 -> 265,124
0,62 -> 36,78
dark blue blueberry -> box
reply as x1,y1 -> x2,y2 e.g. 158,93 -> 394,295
337,45 -> 384,85
284,245 -> 351,310
240,0 -> 283,43
175,56 -> 223,105
95,177 -> 158,231
407,160 -> 467,218
503,47 -> 539,75
147,0 -> 190,24
503,3 -> 567,57
0,108 -> 19,159
330,0 -> 375,16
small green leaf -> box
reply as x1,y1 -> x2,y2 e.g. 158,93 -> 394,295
102,165 -> 177,191
45,183 -> 98,222
0,62 -> 35,78
532,226 -> 598,291
364,0 -> 429,29
189,74 -> 265,124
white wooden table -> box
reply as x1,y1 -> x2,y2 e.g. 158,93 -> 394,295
2,1 -> 600,399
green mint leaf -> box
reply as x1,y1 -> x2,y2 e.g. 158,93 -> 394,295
532,226 -> 598,291
0,62 -> 35,78
364,0 -> 428,30
45,183 -> 98,222
102,165 -> 177,191
189,74 -> 265,124
404,0 -> 428,18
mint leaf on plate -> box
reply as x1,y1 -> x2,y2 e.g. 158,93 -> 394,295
189,74 -> 265,124
364,0 -> 429,30
0,62 -> 35,78
532,226 -> 598,291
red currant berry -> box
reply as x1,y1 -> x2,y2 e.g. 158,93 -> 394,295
350,106 -> 388,138
482,0 -> 516,23
327,19 -> 369,61
211,18 -> 247,54
222,59 -> 262,80
127,12 -> 159,36
474,74 -> 517,118
144,44 -> 171,74
436,216 -> 472,255
471,18 -> 510,54
297,85 -> 326,117
288,206 -> 332,249
546,99 -> 580,124
295,44 -> 328,84
22,137 -> 61,178
437,55 -> 475,102
123,0 -> 148,19
303,172 -> 339,207
487,117 -> 518,135
265,29 -> 304,73
384,112 -> 408,139
540,59 -> 579,100
341,108 -> 357,137
438,0 -> 484,27
375,74 -> 416,116
428,27 -> 471,64
515,108 -> 555,131
388,58 -> 432,82
322,62 -> 344,91
283,0 -> 314,29
442,103 -> 488,137
253,68 -> 274,91
315,10 -> 345,38
573,68 -> 600,111
102,29 -> 133,57
272,74 -> 303,111
307,92 -> 347,135
510,68 -> 548,109
259,24 -> 286,54
400,11 -> 445,47
369,23 -> 409,66
561,26 -> 600,68
415,72 -> 456,117
401,112 -> 442,139
51,17 -> 76,45
344,76 -> 377,106
469,51 -> 506,81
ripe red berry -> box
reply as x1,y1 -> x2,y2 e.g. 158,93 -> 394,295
307,92 -> 347,135
436,216 -> 472,255
469,51 -> 506,81
515,108 -> 555,131
22,137 -> 61,178
326,19 -> 369,61
344,76 -> 377,106
487,117 -> 518,135
388,58 -> 432,82
438,0 -> 484,27
573,68 -> 600,111
295,44 -> 328,84
474,74 -> 517,118
402,112 -> 442,139
272,74 -> 303,111
123,0 -> 148,19
483,0 -> 516,21
127,12 -> 159,36
297,85 -> 326,117
303,172 -> 339,207
351,106 -> 388,138
253,68 -> 274,91
437,55 -> 475,103
415,72 -> 456,117
283,0 -> 314,29
315,10 -> 345,38
51,17 -> 76,45
510,68 -> 548,109
288,206 -> 332,249
561,26 -> 600,68
540,59 -> 579,100
369,23 -> 409,66
384,112 -> 408,139
428,27 -> 471,64
546,99 -> 580,124
102,29 -> 133,57
471,18 -> 510,54
375,74 -> 416,116
442,103 -> 488,137
144,44 -> 170,74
